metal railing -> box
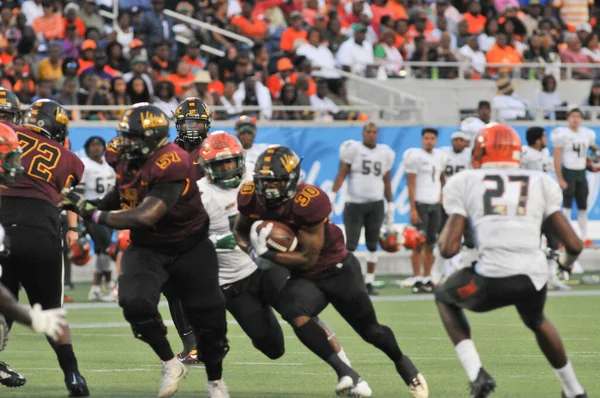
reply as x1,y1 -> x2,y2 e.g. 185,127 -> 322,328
395,61 -> 600,81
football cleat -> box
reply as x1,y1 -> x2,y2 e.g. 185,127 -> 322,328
411,281 -> 430,294
561,391 -> 588,398
421,281 -> 434,293
0,362 -> 26,388
336,376 -> 354,396
470,368 -> 496,398
408,373 -> 429,398
64,371 -> 89,397
177,349 -> 200,364
88,286 -> 104,301
158,358 -> 187,398
349,379 -> 372,397
207,379 -> 230,398
365,283 -> 379,296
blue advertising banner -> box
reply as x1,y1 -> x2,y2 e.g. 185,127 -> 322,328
68,125 -> 600,222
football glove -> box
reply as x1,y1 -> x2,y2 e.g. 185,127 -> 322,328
29,303 -> 67,342
0,314 -> 8,352
250,221 -> 272,256
61,190 -> 96,220
249,248 -> 278,270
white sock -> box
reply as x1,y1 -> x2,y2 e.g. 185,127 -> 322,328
337,348 -> 352,367
555,360 -> 585,397
431,247 -> 445,284
422,276 -> 430,284
455,339 -> 482,382
365,273 -> 375,285
548,259 -> 558,282
562,208 -> 571,220
577,210 -> 588,241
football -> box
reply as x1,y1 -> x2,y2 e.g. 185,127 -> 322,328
256,220 -> 298,252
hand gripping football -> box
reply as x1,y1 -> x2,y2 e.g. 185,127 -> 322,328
255,221 -> 298,252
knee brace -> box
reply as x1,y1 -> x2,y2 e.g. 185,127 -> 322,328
129,314 -> 168,345
365,250 -> 377,263
197,334 -> 230,364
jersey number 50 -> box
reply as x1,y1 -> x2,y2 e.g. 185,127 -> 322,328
483,175 -> 530,216
18,134 -> 61,182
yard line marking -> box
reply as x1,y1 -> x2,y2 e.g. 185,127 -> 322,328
62,289 -> 600,310
231,362 -> 304,366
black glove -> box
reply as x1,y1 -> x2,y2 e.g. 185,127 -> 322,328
61,190 -> 97,220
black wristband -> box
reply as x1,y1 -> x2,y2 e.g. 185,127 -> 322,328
67,227 -> 78,232
97,211 -> 110,225
261,250 -> 277,262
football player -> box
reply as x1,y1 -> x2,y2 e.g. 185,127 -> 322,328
551,106 -> 598,247
166,97 -> 213,364
235,115 -> 270,172
200,132 -> 351,366
431,130 -> 475,284
62,103 -> 229,398
75,136 -> 117,301
0,98 -> 89,396
330,123 -> 395,295
234,146 -> 428,398
436,124 -> 588,398
522,127 -> 570,291
460,101 -> 492,146
0,123 -> 69,387
402,128 -> 447,293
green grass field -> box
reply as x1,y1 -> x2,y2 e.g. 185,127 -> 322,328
1,276 -> 599,398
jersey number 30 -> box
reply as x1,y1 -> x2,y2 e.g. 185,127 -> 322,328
483,175 -> 530,216
18,134 -> 60,182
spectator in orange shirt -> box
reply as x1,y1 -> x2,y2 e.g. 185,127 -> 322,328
302,0 -> 320,27
280,11 -> 307,54
266,57 -> 295,99
207,63 -> 224,97
370,0 -> 398,32
463,2 -> 486,35
231,0 -> 269,41
182,40 -> 206,75
32,1 -> 65,41
485,32 -> 522,77
166,60 -> 196,99
63,3 -> 86,39
407,13 -> 436,43
394,18 -> 409,48
78,39 -> 96,74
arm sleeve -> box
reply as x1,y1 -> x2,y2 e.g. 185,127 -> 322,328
339,141 -> 355,164
402,149 -> 419,173
442,175 -> 468,217
543,174 -> 563,219
147,181 -> 187,209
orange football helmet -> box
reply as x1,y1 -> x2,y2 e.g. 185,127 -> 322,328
380,228 -> 401,252
117,230 -> 131,251
199,131 -> 245,188
0,123 -> 23,183
472,123 -> 522,169
71,238 -> 91,266
402,227 -> 425,250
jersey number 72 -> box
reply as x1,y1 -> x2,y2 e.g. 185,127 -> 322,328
482,175 -> 530,216
18,133 -> 61,183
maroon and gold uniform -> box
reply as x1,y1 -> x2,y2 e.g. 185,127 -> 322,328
105,136 -> 121,169
189,145 -> 205,181
238,182 -> 347,277
114,142 -> 208,248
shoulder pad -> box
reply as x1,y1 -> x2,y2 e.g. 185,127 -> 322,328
292,184 -> 330,227
148,145 -> 192,183
237,182 -> 259,218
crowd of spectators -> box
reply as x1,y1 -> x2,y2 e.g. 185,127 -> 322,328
0,0 -> 598,120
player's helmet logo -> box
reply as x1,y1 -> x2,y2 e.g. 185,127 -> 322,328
199,131 -> 246,188
253,145 -> 302,210
0,123 -> 23,183
23,99 -> 69,144
472,123 -> 522,169
174,97 -> 212,147
0,87 -> 21,124
117,103 -> 169,161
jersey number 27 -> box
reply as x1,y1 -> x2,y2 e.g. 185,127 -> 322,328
483,175 -> 530,216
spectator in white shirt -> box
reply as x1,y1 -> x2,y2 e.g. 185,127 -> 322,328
296,28 -> 341,80
310,79 -> 342,120
534,74 -> 562,119
233,71 -> 273,119
21,0 -> 43,25
458,35 -> 486,77
374,28 -> 403,77
336,23 -> 375,76
430,16 -> 457,49
492,77 -> 531,121
582,33 -> 600,63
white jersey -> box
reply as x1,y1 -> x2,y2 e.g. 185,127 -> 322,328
521,146 -> 552,173
339,140 -> 395,203
443,167 -> 562,290
550,126 -> 596,170
78,157 -> 117,200
198,173 -> 257,286
460,117 -> 490,145
440,146 -> 471,179
402,148 -> 447,204
244,143 -> 271,175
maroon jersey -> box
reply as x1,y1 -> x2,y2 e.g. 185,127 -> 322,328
0,122 -> 84,206
105,136 -> 121,169
114,142 -> 208,246
189,146 -> 205,180
237,182 -> 347,277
